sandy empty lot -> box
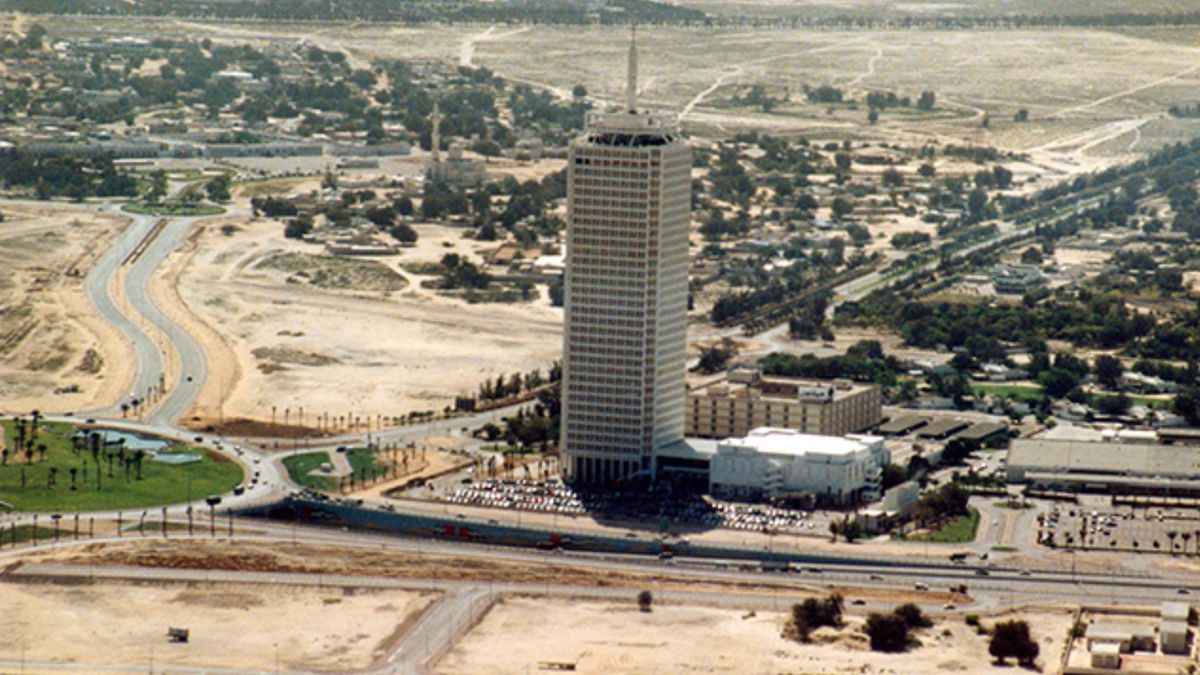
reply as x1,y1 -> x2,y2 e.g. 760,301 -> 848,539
0,579 -> 433,672
439,596 -> 1074,675
172,215 -> 562,425
0,199 -> 132,415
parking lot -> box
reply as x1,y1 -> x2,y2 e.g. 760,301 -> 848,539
1039,503 -> 1200,555
444,480 -> 833,534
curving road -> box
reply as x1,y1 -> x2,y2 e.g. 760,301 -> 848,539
83,210 -> 167,418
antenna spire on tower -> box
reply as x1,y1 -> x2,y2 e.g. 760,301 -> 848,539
626,25 -> 638,113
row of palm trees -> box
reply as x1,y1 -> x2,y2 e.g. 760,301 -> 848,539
1,411 -> 46,468
1057,527 -> 1200,556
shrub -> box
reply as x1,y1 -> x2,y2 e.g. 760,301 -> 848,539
894,603 -> 933,629
637,590 -> 653,612
864,612 -> 911,652
990,619 -> 1039,666
786,594 -> 844,642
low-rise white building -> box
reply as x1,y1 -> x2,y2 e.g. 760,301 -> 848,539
709,428 -> 888,504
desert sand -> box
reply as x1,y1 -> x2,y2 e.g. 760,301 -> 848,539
439,596 -> 1075,675
170,214 -> 563,425
0,579 -> 434,672
0,199 -> 134,415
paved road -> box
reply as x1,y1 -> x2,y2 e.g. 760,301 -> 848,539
80,207 -> 211,426
128,216 -> 211,427
82,210 -> 166,418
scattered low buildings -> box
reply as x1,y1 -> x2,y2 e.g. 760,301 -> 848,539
1121,371 -> 1179,394
991,263 -> 1045,294
686,368 -> 882,440
1085,621 -> 1157,653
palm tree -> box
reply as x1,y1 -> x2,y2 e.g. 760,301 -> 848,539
68,467 -> 78,491
1181,532 -> 1191,555
1167,531 -> 1178,554
28,410 -> 40,447
36,443 -> 47,462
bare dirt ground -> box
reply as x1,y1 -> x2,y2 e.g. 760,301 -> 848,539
0,200 -> 132,415
32,539 -> 958,605
438,596 -> 1076,675
170,215 -> 562,426
0,578 -> 433,672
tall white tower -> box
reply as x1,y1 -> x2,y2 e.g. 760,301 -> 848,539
430,102 -> 442,164
560,31 -> 692,484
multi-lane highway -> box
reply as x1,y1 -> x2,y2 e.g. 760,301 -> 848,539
81,208 -> 210,426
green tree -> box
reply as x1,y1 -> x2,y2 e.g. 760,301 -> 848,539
1093,355 -> 1123,389
698,340 -> 737,374
864,612 -> 910,652
389,222 -> 418,244
989,620 -> 1039,666
145,170 -> 168,204
637,590 -> 653,612
916,91 -> 936,111
284,215 -> 313,239
831,196 -> 854,221
204,175 -> 231,202
1173,388 -> 1200,425
1039,368 -> 1080,400
893,603 -> 932,629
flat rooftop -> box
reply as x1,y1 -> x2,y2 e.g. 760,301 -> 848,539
877,416 -> 929,435
723,428 -> 883,458
954,422 -> 1009,441
1010,439 -> 1200,477
917,418 -> 970,439
692,374 -> 877,403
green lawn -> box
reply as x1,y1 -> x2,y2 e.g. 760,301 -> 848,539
0,421 -> 243,512
282,448 -> 392,492
1127,395 -> 1172,411
909,509 -> 981,544
0,525 -> 60,545
123,520 -> 192,534
282,451 -> 337,491
970,382 -> 1044,402
122,202 -> 225,217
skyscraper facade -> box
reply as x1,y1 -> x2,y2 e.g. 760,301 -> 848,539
560,34 -> 692,484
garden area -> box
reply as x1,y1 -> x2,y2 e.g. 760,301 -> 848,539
907,509 -> 981,544
122,202 -> 225,217
281,447 -> 394,492
0,418 -> 243,512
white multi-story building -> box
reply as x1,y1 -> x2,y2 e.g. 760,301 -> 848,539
709,428 -> 889,504
560,33 -> 692,484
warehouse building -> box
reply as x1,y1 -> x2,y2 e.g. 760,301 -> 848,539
686,368 -> 882,440
1006,439 -> 1200,495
